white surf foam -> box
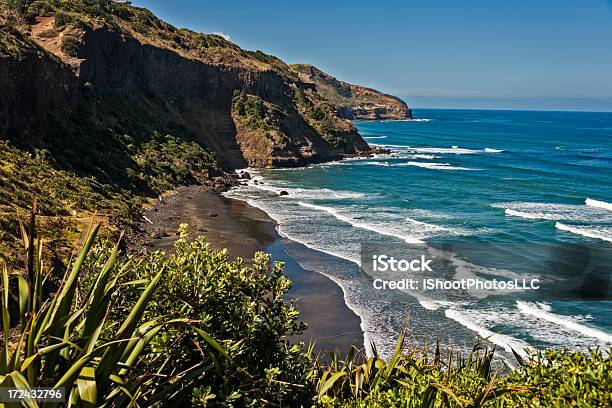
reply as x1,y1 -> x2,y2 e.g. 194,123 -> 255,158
416,297 -> 456,311
398,161 -> 481,171
445,309 -> 531,355
504,208 -> 555,220
298,202 -> 426,244
375,118 -> 433,123
517,301 -> 612,343
408,154 -> 437,160
251,183 -> 368,200
418,300 -> 441,311
405,208 -> 455,220
370,144 -> 503,155
363,153 -> 438,161
411,146 -> 502,155
585,198 -> 612,211
555,222 -> 612,243
413,147 -> 480,154
452,305 -> 611,352
363,136 -> 387,139
495,202 -> 612,223
275,224 -> 359,265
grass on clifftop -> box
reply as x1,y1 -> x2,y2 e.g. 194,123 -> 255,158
2,0 -> 298,76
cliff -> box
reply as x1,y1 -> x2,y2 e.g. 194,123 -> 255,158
0,1 -> 375,178
291,64 -> 412,120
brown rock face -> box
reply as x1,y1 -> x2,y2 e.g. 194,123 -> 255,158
292,64 -> 412,120
1,5 -> 376,179
1,24 -> 372,173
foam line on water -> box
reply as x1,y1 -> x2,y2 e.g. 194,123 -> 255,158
504,209 -> 555,220
585,198 -> 612,211
516,301 -> 612,343
225,193 -> 362,264
361,153 -> 439,161
298,202 -> 426,244
374,118 -> 433,122
275,224 -> 360,265
251,183 -> 368,200
555,222 -> 612,243
371,144 -> 503,155
398,161 -> 481,171
445,309 -> 531,355
494,202 -> 612,222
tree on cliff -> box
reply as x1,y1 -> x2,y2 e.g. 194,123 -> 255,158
1,0 -> 33,19
1,0 -> 112,21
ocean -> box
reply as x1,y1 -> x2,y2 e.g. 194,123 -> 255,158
225,109 -> 612,359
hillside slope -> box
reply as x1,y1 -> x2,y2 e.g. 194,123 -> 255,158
1,1 -> 375,174
291,64 -> 412,120
0,0 -> 408,263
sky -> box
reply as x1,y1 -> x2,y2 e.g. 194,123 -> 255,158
133,0 -> 612,112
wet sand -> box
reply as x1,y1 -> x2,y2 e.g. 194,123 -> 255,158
139,186 -> 363,353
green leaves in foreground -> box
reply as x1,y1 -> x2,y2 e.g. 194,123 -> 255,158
313,328 -> 612,407
1,206 -> 610,407
0,209 -> 227,407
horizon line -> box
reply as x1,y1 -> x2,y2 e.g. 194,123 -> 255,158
408,107 -> 612,114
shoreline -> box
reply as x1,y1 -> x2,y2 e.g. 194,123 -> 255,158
137,186 -> 364,352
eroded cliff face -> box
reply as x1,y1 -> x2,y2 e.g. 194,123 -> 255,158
292,64 -> 413,120
1,8 -> 372,174
0,27 -> 78,143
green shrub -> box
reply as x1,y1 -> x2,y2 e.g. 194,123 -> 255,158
100,224 -> 314,405
0,216 -> 227,406
1,211 -> 609,407
54,12 -> 73,27
131,133 -> 215,194
60,34 -> 80,57
232,91 -> 285,133
26,0 -> 53,17
0,141 -> 139,267
313,331 -> 612,407
2,0 -> 34,18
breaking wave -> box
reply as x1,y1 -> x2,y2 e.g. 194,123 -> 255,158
494,202 -> 612,222
516,301 -> 612,343
371,144 -> 503,155
298,202 -> 428,244
585,198 -> 612,211
555,222 -> 612,243
445,309 -> 531,354
398,161 -> 481,171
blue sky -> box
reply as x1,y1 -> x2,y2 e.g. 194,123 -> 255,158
133,1 -> 612,111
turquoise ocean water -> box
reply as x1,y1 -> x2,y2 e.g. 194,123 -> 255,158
226,109 -> 612,358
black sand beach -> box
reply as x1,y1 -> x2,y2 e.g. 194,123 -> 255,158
138,187 -> 363,353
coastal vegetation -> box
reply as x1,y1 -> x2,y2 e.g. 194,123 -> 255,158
0,1 -> 610,407
1,216 -> 610,406
231,91 -> 285,134
0,0 -> 371,261
0,132 -> 216,268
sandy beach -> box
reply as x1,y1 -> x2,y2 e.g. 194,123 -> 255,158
136,186 -> 363,353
